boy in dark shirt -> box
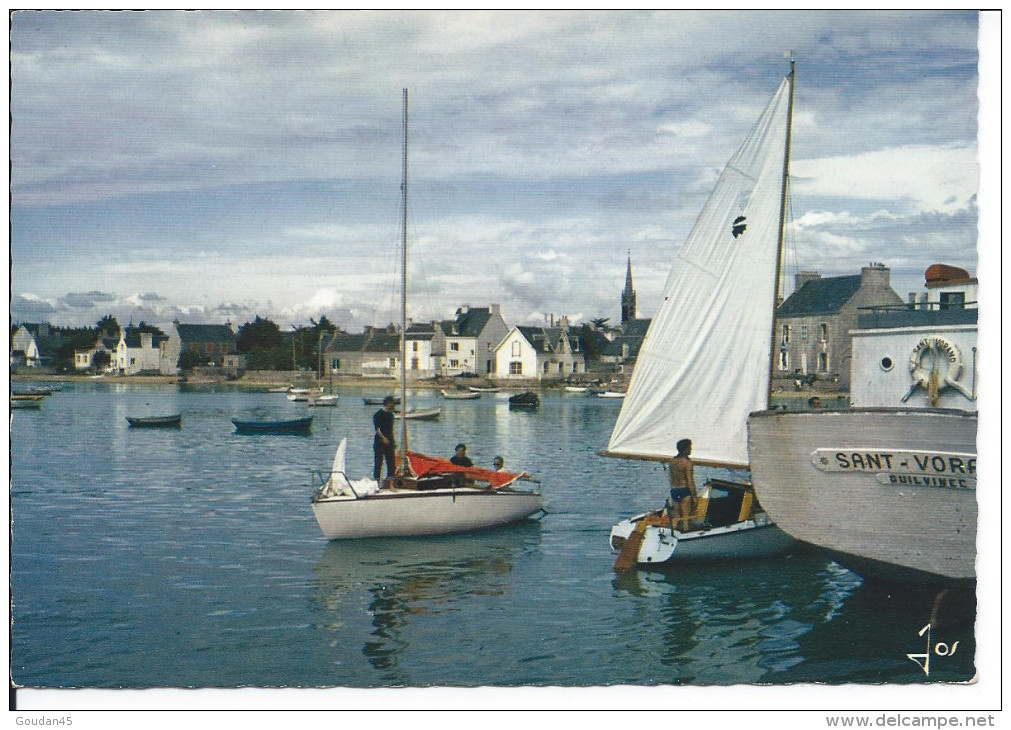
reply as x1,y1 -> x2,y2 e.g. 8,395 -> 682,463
373,396 -> 396,482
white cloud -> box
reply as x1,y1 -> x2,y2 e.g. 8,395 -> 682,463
793,143 -> 977,213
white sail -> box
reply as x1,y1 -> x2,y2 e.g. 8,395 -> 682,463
607,78 -> 792,467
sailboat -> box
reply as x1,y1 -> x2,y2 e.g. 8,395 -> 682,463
311,89 -> 543,540
605,64 -> 800,570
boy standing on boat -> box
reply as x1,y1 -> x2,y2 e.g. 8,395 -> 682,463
668,438 -> 698,531
373,396 -> 397,483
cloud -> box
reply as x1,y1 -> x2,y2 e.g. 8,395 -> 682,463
793,144 -> 977,213
62,290 -> 118,308
10,294 -> 60,321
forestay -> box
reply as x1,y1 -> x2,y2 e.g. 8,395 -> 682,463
606,78 -> 792,467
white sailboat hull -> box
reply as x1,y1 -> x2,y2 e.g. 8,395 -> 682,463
610,512 -> 794,566
311,488 -> 544,539
747,408 -> 977,583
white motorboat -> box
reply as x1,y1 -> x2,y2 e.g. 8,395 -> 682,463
311,90 -> 543,540
748,265 -> 978,584
604,63 -> 799,570
396,406 -> 442,421
440,389 -> 481,400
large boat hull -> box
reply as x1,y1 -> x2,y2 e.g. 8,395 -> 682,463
747,408 -> 977,583
311,488 -> 544,539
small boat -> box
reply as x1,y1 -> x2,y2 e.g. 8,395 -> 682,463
564,385 -> 588,393
308,394 -> 339,407
441,389 -> 481,400
605,63 -> 799,570
288,388 -> 323,402
311,441 -> 544,539
395,406 -> 442,421
468,386 -> 501,393
10,395 -> 44,410
126,414 -> 182,428
311,92 -> 542,540
364,396 -> 400,406
232,416 -> 313,434
12,387 -> 56,397
268,385 -> 292,393
508,391 -> 540,409
595,390 -> 626,399
610,479 -> 797,567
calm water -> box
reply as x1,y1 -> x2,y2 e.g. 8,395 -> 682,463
10,383 -> 975,688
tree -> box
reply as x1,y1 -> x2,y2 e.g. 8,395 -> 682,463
93,350 -> 112,370
96,315 -> 120,337
236,316 -> 283,352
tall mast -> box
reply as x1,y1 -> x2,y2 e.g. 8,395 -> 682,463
768,58 -> 795,407
399,88 -> 410,471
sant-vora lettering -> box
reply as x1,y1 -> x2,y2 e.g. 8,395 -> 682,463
811,449 -> 976,490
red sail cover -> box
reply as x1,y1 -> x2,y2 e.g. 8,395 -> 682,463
402,451 -> 520,488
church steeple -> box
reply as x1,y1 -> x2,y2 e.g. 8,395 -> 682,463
621,251 -> 637,327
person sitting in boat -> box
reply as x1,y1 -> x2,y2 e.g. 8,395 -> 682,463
373,396 -> 397,483
493,455 -> 531,479
667,438 -> 698,532
450,443 -> 474,467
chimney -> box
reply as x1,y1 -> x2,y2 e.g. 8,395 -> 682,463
860,264 -> 890,289
794,271 -> 821,291
490,303 -> 501,317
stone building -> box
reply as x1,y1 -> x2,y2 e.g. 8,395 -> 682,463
774,264 -> 903,391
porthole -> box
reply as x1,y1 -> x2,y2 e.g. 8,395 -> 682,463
880,356 -> 894,372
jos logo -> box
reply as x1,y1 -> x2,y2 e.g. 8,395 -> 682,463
907,623 -> 960,676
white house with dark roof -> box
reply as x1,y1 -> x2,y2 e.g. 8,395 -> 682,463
440,304 -> 510,377
493,318 -> 586,380
775,264 -> 903,390
11,325 -> 42,368
114,327 -> 167,375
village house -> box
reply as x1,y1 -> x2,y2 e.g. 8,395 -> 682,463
599,318 -> 651,375
11,324 -> 43,368
325,326 -> 400,379
774,264 -> 903,390
440,304 -> 510,377
493,317 -> 586,381
160,321 -> 238,375
325,322 -> 446,380
74,330 -> 121,371
113,327 -> 167,375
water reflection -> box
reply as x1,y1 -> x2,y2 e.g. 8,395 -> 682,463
310,522 -> 543,685
611,552 -> 862,684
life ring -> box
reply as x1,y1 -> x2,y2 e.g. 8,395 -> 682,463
902,336 -> 973,403
907,336 -> 961,388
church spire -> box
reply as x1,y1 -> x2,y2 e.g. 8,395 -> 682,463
621,250 -> 637,327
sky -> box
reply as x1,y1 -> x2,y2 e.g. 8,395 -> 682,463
9,9 -> 987,332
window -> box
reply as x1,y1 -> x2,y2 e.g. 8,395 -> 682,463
818,323 -> 828,342
509,361 -> 523,375
939,292 -> 965,310
511,341 -> 522,357
818,352 -> 828,372
411,358 -> 419,370
779,350 -> 789,371
542,361 -> 550,374
412,341 -> 419,352
450,359 -> 459,368
450,342 -> 460,352
781,324 -> 791,343
800,324 -> 808,341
